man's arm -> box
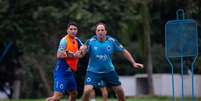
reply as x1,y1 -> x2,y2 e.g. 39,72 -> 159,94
122,49 -> 143,69
79,45 -> 88,57
57,38 -> 68,59
57,49 -> 83,59
57,49 -> 67,58
56,38 -> 79,59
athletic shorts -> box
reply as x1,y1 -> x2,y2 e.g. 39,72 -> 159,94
85,71 -> 121,88
54,75 -> 77,94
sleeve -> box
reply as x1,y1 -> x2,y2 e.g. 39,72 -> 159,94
57,38 -> 67,52
112,38 -> 124,52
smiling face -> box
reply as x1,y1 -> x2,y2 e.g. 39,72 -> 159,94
96,24 -> 107,42
67,25 -> 78,38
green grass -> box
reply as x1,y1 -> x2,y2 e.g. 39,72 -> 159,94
2,96 -> 201,101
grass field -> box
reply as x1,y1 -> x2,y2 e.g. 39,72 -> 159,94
2,96 -> 201,101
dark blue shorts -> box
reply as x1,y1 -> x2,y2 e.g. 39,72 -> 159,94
54,75 -> 77,94
85,71 -> 121,88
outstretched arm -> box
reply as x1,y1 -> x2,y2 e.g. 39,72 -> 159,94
122,49 -> 143,69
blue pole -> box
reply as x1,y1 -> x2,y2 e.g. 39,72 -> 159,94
0,42 -> 12,62
191,56 -> 197,101
181,57 -> 184,101
166,57 -> 176,101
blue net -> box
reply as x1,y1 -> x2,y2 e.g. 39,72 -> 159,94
165,20 -> 198,58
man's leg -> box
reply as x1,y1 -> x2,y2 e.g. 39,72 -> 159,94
83,71 -> 101,101
46,76 -> 69,101
103,71 -> 125,101
82,85 -> 93,101
112,85 -> 125,101
45,92 -> 63,101
90,89 -> 96,101
100,87 -> 108,101
68,90 -> 78,101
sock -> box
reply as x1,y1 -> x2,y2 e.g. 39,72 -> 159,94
90,98 -> 96,101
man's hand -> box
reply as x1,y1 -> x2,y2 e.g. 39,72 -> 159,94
73,45 -> 88,58
74,51 -> 82,58
79,45 -> 87,55
132,63 -> 144,69
66,51 -> 75,58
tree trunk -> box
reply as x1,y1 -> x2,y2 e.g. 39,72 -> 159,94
141,1 -> 154,95
32,59 -> 51,96
12,80 -> 21,99
20,55 -> 52,97
185,0 -> 193,18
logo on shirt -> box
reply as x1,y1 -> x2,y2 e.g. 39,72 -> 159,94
96,55 -> 108,61
107,46 -> 111,51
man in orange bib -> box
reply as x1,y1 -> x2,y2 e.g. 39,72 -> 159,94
46,22 -> 84,101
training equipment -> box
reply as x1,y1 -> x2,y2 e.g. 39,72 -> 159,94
165,9 -> 198,101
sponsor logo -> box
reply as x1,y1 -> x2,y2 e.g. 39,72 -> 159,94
96,55 -> 108,61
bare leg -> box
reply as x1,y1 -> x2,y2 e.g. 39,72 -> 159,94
100,87 -> 108,101
112,85 -> 125,101
82,85 -> 93,101
68,90 -> 78,101
45,92 -> 63,101
90,89 -> 96,101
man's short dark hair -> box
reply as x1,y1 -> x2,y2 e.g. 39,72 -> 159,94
67,22 -> 78,28
95,22 -> 108,31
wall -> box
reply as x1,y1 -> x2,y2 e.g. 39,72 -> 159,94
119,74 -> 201,97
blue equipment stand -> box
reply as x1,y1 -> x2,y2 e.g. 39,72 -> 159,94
165,9 -> 198,101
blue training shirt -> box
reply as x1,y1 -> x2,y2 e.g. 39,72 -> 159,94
85,35 -> 124,73
54,36 -> 83,77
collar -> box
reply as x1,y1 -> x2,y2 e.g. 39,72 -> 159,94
95,35 -> 108,42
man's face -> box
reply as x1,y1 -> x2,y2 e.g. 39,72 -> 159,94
96,24 -> 107,41
67,25 -> 78,37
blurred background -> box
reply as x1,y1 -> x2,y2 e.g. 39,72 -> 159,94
0,0 -> 201,100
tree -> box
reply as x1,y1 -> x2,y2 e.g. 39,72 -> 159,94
139,0 -> 154,95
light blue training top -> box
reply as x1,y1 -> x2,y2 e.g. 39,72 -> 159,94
85,35 -> 124,73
